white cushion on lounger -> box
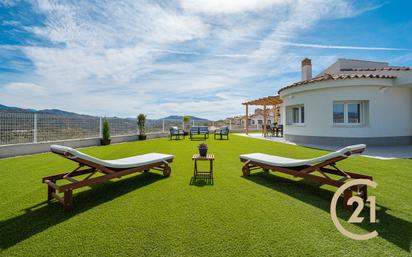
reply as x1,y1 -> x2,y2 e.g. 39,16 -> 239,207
50,145 -> 174,169
240,144 -> 365,167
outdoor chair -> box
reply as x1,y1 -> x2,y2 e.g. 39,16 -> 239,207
275,124 -> 283,137
43,145 -> 174,211
261,124 -> 271,137
269,123 -> 277,136
170,126 -> 185,140
214,126 -> 229,140
240,144 -> 372,210
190,126 -> 209,140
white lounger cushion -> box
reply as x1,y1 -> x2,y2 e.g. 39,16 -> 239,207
240,144 -> 365,167
51,145 -> 174,169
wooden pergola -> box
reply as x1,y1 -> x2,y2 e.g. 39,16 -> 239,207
242,95 -> 283,136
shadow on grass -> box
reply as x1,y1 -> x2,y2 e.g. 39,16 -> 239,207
189,137 -> 209,141
0,172 -> 164,250
244,172 -> 411,252
189,176 -> 214,186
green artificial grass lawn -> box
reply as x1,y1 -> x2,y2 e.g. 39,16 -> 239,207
0,135 -> 411,256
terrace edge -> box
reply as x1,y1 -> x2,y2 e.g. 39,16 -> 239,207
0,132 -> 168,158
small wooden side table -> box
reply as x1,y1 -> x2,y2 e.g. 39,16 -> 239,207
192,154 -> 215,180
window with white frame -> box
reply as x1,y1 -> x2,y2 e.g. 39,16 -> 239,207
286,105 -> 305,125
333,101 -> 368,125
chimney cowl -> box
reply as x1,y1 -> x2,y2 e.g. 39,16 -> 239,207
302,58 -> 311,67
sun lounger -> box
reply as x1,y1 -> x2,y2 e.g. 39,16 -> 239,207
240,144 -> 372,209
42,145 -> 174,211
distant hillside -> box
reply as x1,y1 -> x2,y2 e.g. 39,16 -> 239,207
160,115 -> 209,122
0,104 -> 93,117
0,104 -> 37,113
0,104 -> 210,122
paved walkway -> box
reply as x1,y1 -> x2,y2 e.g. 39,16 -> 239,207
235,133 -> 412,160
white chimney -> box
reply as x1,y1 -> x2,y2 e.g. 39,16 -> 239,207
301,58 -> 312,81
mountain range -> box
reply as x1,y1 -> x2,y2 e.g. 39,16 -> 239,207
160,115 -> 209,122
0,104 -> 209,121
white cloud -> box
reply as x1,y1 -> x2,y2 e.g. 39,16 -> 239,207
4,82 -> 47,96
181,0 -> 290,14
2,0 -> 389,119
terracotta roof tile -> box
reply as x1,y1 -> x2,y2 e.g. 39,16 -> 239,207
278,74 -> 396,94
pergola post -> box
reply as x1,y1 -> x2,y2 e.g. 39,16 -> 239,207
245,104 -> 249,135
263,105 -> 267,137
273,105 -> 277,124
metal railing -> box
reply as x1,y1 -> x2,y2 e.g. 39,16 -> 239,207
0,112 -> 142,145
0,112 -> 248,146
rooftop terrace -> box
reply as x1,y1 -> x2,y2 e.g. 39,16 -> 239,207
1,135 -> 411,256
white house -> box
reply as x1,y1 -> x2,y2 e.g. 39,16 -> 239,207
278,58 -> 412,146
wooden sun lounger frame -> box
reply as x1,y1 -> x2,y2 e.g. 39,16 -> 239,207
42,151 -> 173,211
240,149 -> 372,210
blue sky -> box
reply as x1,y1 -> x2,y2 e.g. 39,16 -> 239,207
1,0 -> 412,119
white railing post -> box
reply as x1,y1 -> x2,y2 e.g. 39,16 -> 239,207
99,117 -> 103,138
162,119 -> 165,133
33,113 -> 38,143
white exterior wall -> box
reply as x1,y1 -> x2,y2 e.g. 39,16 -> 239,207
317,59 -> 388,77
281,84 -> 412,138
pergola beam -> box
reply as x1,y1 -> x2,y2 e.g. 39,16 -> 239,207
242,95 -> 283,106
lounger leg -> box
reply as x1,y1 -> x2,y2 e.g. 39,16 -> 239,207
242,165 -> 251,176
358,185 -> 368,200
343,189 -> 352,210
63,190 -> 73,212
163,165 -> 171,177
47,182 -> 56,202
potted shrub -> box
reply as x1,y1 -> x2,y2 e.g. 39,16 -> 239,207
100,118 -> 111,145
198,142 -> 208,157
137,113 -> 147,140
183,115 -> 190,135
